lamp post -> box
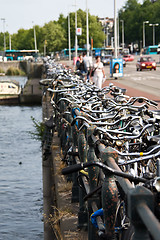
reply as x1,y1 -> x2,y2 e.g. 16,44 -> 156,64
6,24 -> 11,50
33,24 -> 37,52
86,0 -> 89,57
106,27 -> 109,47
114,0 -> 117,58
1,18 -> 6,52
117,16 -> 119,56
120,20 -> 124,50
143,21 -> 149,48
68,11 -> 71,62
75,0 -> 78,59
9,34 -> 11,50
149,23 -> 159,45
103,18 -> 106,48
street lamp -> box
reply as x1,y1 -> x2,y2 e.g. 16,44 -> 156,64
32,22 -> 37,52
6,24 -> 11,50
68,11 -> 71,62
75,0 -> 78,59
86,0 -> 89,57
103,18 -> 106,48
149,23 -> 159,45
106,27 -> 109,47
143,21 -> 149,48
114,0 -> 117,58
1,18 -> 6,52
120,20 -> 124,51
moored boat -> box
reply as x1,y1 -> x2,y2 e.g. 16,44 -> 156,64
0,79 -> 21,104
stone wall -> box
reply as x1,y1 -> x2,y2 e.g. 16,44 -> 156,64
0,61 -> 43,78
0,61 -> 20,72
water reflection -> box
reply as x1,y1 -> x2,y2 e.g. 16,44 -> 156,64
0,105 -> 43,240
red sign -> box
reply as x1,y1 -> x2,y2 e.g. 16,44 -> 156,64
76,28 -> 82,35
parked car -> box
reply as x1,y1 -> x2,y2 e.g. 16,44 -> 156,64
101,55 -> 112,65
123,54 -> 134,62
136,56 -> 156,71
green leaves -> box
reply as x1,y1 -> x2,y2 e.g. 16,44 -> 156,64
0,9 -> 105,54
119,0 -> 160,46
43,21 -> 66,52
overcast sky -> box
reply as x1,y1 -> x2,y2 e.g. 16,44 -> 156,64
1,0 -> 143,34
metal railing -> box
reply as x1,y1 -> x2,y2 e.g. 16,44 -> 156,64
41,61 -> 160,240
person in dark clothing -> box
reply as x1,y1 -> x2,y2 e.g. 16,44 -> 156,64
76,54 -> 87,75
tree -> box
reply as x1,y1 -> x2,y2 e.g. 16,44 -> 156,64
1,9 -> 105,54
43,21 -> 66,53
58,9 -> 105,49
119,0 -> 141,45
119,0 -> 160,48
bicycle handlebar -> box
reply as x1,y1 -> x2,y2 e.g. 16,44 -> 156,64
62,161 -> 147,183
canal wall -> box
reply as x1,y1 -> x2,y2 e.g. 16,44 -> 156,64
0,61 -> 43,105
19,78 -> 42,105
0,61 -> 43,78
42,90 -> 87,240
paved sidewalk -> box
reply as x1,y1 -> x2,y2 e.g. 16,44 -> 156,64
60,60 -> 160,108
102,79 -> 160,108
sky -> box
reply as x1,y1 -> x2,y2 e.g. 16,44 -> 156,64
1,0 -> 143,34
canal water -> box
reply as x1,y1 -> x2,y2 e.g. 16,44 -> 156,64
0,76 -> 44,240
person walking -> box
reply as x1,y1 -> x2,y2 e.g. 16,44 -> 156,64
76,54 -> 87,75
83,52 -> 93,80
90,55 -> 105,89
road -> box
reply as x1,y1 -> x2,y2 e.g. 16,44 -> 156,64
61,56 -> 160,105
103,55 -> 160,106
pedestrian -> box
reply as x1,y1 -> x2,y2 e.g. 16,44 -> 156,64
90,55 -> 105,89
76,54 -> 87,76
83,52 -> 93,80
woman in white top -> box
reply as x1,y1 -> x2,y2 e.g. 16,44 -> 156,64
90,55 -> 105,89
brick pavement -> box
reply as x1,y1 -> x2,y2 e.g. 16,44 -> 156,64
102,79 -> 160,108
61,60 -> 160,108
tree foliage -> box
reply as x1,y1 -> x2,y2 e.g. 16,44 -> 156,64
119,0 -> 160,47
1,2 -> 160,54
0,9 -> 105,54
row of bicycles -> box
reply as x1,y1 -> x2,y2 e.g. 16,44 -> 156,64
40,59 -> 160,240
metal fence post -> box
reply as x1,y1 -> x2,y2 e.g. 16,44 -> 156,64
78,131 -> 88,228
100,147 -> 118,239
78,131 -> 87,163
87,126 -> 99,191
78,173 -> 88,230
71,122 -> 79,203
87,126 -> 101,240
127,186 -> 154,240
